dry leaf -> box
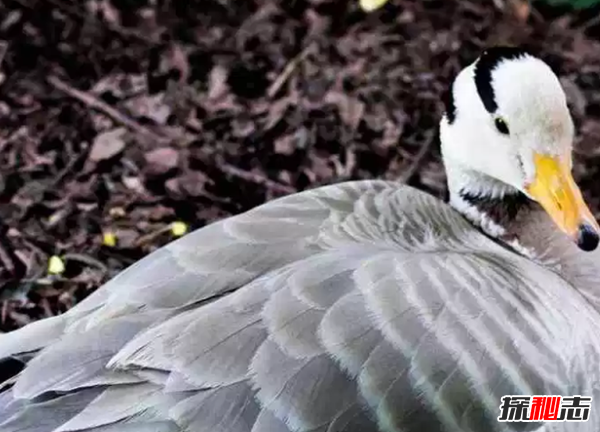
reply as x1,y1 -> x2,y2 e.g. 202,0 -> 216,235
208,65 -> 229,100
144,147 -> 180,175
325,91 -> 365,131
123,93 -> 172,125
88,128 -> 127,162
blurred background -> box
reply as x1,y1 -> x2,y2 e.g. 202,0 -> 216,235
1,0 -> 600,332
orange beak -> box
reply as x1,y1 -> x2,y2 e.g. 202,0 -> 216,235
525,154 -> 599,251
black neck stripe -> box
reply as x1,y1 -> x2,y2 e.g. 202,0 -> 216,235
473,47 -> 531,114
459,189 -> 532,226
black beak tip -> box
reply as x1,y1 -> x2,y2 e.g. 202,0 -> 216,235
576,224 -> 599,252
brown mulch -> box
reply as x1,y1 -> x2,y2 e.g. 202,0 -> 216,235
1,0 -> 600,332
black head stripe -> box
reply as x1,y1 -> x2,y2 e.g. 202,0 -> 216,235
443,83 -> 457,124
474,47 -> 531,114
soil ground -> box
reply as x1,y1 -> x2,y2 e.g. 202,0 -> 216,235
1,0 -> 600,332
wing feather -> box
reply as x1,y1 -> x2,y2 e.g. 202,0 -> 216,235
107,310 -> 198,373
13,311 -> 169,400
0,315 -> 66,359
288,251 -> 369,309
250,339 -> 356,431
262,285 -> 325,358
318,290 -> 382,376
79,422 -> 179,432
170,382 -> 259,432
55,383 -> 182,432
250,409 -> 291,432
0,388 -> 103,432
354,250 -> 598,431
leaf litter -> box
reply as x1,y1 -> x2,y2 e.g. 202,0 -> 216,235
1,0 -> 600,330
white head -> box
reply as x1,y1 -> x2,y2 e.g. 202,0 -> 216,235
440,47 -> 599,251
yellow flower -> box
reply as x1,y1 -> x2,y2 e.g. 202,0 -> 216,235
359,0 -> 389,12
102,232 -> 117,247
170,221 -> 188,237
48,255 -> 66,275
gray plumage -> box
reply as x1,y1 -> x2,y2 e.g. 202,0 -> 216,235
1,180 -> 599,432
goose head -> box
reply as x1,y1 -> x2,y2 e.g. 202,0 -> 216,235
440,47 -> 600,252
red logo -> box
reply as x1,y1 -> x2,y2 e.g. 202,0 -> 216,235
498,395 -> 592,422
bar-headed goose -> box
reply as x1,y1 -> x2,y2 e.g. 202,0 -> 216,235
1,47 -> 599,432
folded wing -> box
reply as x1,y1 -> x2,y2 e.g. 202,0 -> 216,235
1,180 -> 598,432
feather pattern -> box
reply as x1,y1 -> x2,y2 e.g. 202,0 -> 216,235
55,383 -> 183,432
13,311 -> 170,400
0,315 -> 66,359
250,339 -> 357,431
262,284 -> 325,358
0,180 -> 599,432
170,382 -> 259,432
0,388 -> 104,432
250,409 -> 291,432
318,290 -> 382,377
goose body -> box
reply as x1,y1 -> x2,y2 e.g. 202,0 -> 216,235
1,48 -> 600,432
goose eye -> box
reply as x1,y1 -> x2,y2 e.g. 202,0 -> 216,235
494,117 -> 510,135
